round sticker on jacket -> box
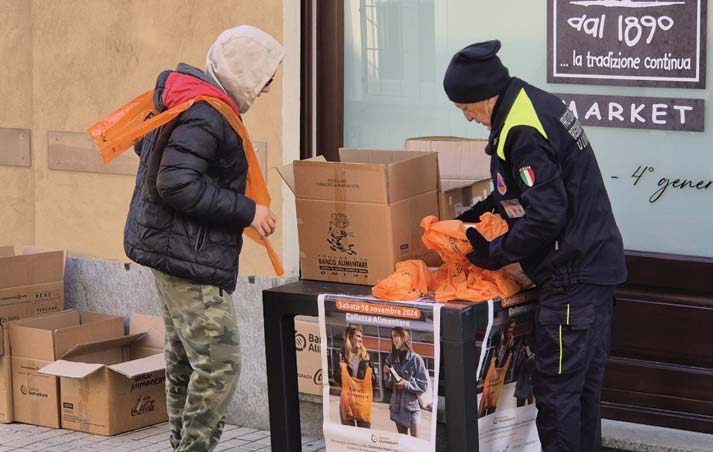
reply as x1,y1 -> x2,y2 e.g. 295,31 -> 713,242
497,172 -> 507,195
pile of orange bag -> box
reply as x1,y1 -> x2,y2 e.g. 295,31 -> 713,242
372,213 -> 528,303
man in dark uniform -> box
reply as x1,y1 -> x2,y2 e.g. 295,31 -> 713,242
443,40 -> 627,451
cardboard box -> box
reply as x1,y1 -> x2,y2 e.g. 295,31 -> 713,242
439,179 -> 493,220
405,137 -> 492,220
404,136 -> 490,183
39,314 -> 167,436
295,317 -> 322,396
9,310 -> 125,428
0,246 -> 66,424
0,325 -> 11,423
286,149 -> 439,285
0,246 -> 66,324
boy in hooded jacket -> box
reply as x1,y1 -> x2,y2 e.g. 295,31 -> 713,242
124,26 -> 285,452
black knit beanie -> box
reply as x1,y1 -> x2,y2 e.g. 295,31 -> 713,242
443,40 -> 511,103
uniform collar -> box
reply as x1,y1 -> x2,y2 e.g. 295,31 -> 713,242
488,77 -> 525,146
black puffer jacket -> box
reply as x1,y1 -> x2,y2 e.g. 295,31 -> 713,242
124,64 -> 256,293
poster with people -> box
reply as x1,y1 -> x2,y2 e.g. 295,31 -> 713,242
318,294 -> 441,452
476,298 -> 541,451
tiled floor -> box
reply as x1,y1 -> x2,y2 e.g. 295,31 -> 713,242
0,422 -> 326,451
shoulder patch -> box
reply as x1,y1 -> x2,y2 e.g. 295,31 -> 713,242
497,172 -> 508,195
518,166 -> 535,187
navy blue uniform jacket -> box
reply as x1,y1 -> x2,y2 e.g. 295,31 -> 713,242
460,77 -> 627,290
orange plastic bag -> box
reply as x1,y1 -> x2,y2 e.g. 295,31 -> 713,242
373,214 -> 525,303
420,216 -> 472,264
479,353 -> 513,416
371,260 -> 430,301
422,214 -> 525,303
421,213 -> 510,265
339,362 -> 373,423
469,212 -> 510,242
429,261 -> 465,302
88,92 -> 283,276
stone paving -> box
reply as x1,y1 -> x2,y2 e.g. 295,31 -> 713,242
0,422 -> 326,452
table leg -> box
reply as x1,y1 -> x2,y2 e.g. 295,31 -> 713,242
443,337 -> 479,452
264,301 -> 302,452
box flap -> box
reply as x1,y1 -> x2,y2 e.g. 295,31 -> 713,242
53,313 -> 125,359
129,314 -> 165,349
294,155 -> 389,204
38,360 -> 105,379
10,309 -> 78,330
275,156 -> 327,194
0,325 -> 4,357
338,148 -> 407,164
9,310 -> 80,360
0,248 -> 66,289
0,246 -> 15,258
442,178 -> 490,192
404,136 -> 490,181
20,247 -> 67,274
129,346 -> 164,360
108,353 -> 166,378
60,333 -> 147,360
386,152 -> 438,202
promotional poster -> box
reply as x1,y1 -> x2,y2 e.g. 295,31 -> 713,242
318,294 -> 441,452
476,299 -> 541,451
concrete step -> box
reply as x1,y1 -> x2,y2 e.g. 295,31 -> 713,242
603,419 -> 713,452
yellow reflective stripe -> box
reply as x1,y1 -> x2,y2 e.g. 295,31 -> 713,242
496,88 -> 549,161
558,324 -> 563,375
566,304 -> 570,325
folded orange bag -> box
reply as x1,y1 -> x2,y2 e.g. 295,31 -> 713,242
371,260 -> 431,301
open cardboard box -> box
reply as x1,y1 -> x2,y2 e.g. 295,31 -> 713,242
440,179 -> 493,220
39,314 -> 166,435
277,149 -> 440,285
405,137 -> 493,220
9,310 -> 124,428
404,136 -> 490,183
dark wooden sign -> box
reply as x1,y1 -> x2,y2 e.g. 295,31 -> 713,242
548,0 -> 707,87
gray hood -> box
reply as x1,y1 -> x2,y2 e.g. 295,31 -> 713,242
205,25 -> 286,114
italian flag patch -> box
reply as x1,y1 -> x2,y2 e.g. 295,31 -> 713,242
519,166 -> 535,187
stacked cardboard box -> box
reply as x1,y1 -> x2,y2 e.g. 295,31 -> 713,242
39,314 -> 167,435
0,246 -> 66,424
283,149 -> 440,285
9,310 -> 125,428
405,137 -> 493,220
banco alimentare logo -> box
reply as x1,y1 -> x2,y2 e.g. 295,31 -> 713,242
131,395 -> 156,417
295,333 -> 307,352
326,213 -> 357,256
313,368 -> 322,386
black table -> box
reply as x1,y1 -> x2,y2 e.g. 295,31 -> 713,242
263,280 -> 480,452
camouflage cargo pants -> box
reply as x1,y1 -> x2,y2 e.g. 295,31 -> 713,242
152,270 -> 241,452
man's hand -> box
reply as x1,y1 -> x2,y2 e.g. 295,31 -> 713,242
250,204 -> 277,239
465,227 -> 502,270
383,364 -> 390,375
396,380 -> 407,389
